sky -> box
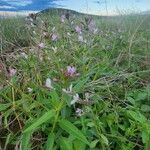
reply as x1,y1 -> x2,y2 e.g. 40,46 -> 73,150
0,0 -> 150,16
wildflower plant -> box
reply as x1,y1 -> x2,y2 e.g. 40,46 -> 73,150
8,67 -> 17,77
0,9 -> 150,150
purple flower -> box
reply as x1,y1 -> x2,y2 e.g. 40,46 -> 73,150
60,15 -> 65,23
75,25 -> 82,34
64,66 -> 80,77
88,19 -> 98,34
88,20 -> 95,29
8,68 -> 17,77
66,66 -> 76,77
51,33 -> 58,41
38,43 -> 45,49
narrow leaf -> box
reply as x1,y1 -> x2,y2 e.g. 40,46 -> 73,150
0,103 -> 11,111
21,132 -> 31,150
90,139 -> 99,148
4,133 -> 11,150
46,133 -> 55,150
59,119 -> 89,145
100,134 -> 108,145
73,78 -> 89,93
60,137 -> 72,150
142,131 -> 149,144
50,90 -> 60,108
24,110 -> 55,133
141,105 -> 150,112
127,110 -> 147,123
73,139 -> 86,150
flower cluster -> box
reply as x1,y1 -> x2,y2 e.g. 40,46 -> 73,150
60,15 -> 66,23
8,68 -> 17,77
51,33 -> 59,41
65,66 -> 80,77
75,25 -> 82,34
38,43 -> 45,49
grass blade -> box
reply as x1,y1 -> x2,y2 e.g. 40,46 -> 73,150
60,137 -> 73,150
46,133 -> 55,150
24,110 -> 55,133
21,132 -> 32,150
59,119 -> 89,145
0,103 -> 11,111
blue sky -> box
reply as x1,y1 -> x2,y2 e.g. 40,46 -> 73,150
0,0 -> 149,15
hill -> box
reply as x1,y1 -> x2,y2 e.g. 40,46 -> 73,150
141,10 -> 150,15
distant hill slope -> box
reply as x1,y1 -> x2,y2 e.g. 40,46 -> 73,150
141,10 -> 150,15
37,7 -> 101,18
39,8 -> 81,15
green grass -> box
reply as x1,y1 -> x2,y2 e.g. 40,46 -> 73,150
0,17 -> 33,53
0,9 -> 150,150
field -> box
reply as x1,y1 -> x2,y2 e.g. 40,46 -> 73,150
0,9 -> 150,150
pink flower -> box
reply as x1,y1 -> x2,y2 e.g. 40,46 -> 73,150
67,66 -> 76,76
38,43 -> 45,49
88,19 -> 98,34
51,33 -> 58,41
8,68 -> 17,77
65,66 -> 80,77
75,25 -> 82,34
60,15 -> 65,23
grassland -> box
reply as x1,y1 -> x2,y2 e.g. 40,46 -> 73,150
0,9 -> 150,150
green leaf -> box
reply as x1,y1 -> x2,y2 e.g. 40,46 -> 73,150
90,139 -> 99,148
127,97 -> 135,105
127,110 -> 147,123
141,105 -> 150,112
100,134 -> 108,145
59,119 -> 89,145
50,90 -> 60,108
142,122 -> 150,144
60,137 -> 72,150
73,78 -> 89,93
21,132 -> 31,150
145,141 -> 150,150
142,131 -> 150,144
136,92 -> 147,101
46,133 -> 55,150
24,110 -> 55,133
73,139 -> 86,150
0,103 -> 11,111
4,133 -> 11,150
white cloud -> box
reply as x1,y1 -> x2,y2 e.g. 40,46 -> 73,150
0,5 -> 15,9
0,11 -> 38,17
2,0 -> 33,6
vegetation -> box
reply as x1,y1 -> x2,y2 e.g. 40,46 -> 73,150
0,9 -> 150,150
